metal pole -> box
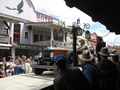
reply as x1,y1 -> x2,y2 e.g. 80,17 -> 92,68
72,25 -> 78,66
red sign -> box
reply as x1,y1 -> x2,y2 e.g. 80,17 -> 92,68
36,12 -> 58,22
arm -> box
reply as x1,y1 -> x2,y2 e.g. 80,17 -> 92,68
77,45 -> 88,52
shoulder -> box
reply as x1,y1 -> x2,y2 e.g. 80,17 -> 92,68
83,63 -> 98,71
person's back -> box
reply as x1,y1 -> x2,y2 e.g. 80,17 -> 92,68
97,47 -> 117,90
54,67 -> 91,90
78,50 -> 100,90
53,55 -> 92,90
98,60 -> 117,90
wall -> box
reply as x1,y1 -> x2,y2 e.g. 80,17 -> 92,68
0,21 -> 10,44
20,23 -> 32,44
0,0 -> 36,22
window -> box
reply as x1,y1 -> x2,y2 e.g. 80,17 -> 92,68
34,34 -> 39,41
14,24 -> 20,43
25,32 -> 28,38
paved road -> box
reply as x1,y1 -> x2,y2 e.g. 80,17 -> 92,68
0,71 -> 54,90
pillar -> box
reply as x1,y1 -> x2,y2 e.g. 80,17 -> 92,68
9,23 -> 14,44
50,28 -> 54,47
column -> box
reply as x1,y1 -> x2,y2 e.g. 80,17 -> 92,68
9,23 -> 14,44
63,29 -> 66,47
19,22 -> 24,43
50,28 -> 54,47
11,47 -> 15,58
10,23 -> 15,57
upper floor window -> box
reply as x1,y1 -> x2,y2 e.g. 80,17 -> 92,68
25,32 -> 28,38
14,24 -> 20,33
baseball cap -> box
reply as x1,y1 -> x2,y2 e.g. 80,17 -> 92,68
54,55 -> 67,63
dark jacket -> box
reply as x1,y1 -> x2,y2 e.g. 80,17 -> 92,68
82,62 -> 100,90
54,67 -> 92,90
97,60 -> 117,90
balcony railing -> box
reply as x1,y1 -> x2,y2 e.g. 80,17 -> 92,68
32,40 -> 72,49
32,40 -> 50,47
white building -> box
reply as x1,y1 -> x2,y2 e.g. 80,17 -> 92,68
0,0 -> 68,58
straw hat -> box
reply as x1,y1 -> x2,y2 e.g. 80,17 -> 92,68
110,49 -> 118,56
98,47 -> 110,56
79,39 -> 85,42
78,50 -> 94,61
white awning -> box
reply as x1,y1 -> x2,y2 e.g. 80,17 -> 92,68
0,43 -> 12,49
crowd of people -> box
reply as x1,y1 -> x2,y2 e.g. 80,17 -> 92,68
53,36 -> 120,90
0,55 -> 33,78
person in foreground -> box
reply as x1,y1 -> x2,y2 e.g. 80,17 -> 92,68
53,55 -> 92,90
97,47 -> 117,90
78,50 -> 100,90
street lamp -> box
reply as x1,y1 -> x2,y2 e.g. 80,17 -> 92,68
72,18 -> 83,66
57,21 -> 65,37
70,19 -> 90,66
83,23 -> 91,39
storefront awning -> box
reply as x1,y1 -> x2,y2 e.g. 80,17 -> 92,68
0,44 -> 12,49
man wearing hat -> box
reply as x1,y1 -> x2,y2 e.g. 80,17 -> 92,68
95,36 -> 106,62
77,39 -> 88,54
53,55 -> 92,90
78,50 -> 100,90
97,47 -> 117,90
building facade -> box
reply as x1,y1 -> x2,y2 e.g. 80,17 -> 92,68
0,0 -> 67,58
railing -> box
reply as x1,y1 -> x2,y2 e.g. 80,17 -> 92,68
32,40 -> 72,49
32,40 -> 50,47
53,40 -> 72,49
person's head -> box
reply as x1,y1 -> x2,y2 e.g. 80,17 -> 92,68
16,56 -> 21,61
9,56 -> 14,62
79,39 -> 85,45
19,60 -> 24,65
22,55 -> 26,61
78,50 -> 94,64
97,36 -> 103,42
1,57 -> 6,62
26,58 -> 32,63
98,47 -> 110,60
54,55 -> 67,71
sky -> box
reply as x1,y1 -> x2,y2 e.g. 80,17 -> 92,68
31,0 -> 120,46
